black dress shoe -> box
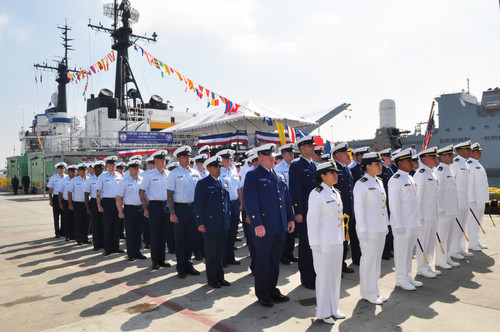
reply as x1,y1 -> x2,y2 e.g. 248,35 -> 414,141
258,299 -> 274,307
280,258 -> 291,265
152,263 -> 159,270
188,268 -> 200,275
233,247 -> 238,250
228,260 -> 241,265
271,293 -> 290,302
177,272 -> 187,279
104,251 -> 111,256
219,280 -> 231,286
342,267 -> 355,273
128,257 -> 136,262
136,254 -> 147,260
289,256 -> 299,262
159,261 -> 171,268
208,281 -> 222,288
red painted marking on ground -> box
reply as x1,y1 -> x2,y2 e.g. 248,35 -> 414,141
0,228 -> 237,332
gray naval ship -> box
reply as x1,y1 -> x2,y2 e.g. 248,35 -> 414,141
347,87 -> 500,174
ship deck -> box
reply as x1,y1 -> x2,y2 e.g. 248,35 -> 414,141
0,191 -> 499,331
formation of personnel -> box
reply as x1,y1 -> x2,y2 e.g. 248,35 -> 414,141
46,137 -> 490,325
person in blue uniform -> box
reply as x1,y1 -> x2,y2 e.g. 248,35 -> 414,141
48,162 -> 67,237
313,146 -> 324,165
85,161 -> 105,250
332,142 -> 358,271
68,163 -> 90,245
117,159 -> 147,262
167,146 -> 202,278
96,156 -> 123,256
289,135 -> 318,289
379,148 -> 394,260
216,149 -> 243,267
194,156 -> 231,288
349,146 -> 370,183
241,153 -> 258,274
141,157 -> 156,250
139,150 -> 171,269
274,143 -> 298,265
244,143 -> 295,307
58,165 -> 76,241
192,154 -> 209,261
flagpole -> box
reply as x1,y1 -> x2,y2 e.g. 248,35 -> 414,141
420,101 -> 435,151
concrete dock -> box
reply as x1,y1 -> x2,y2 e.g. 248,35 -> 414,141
0,191 -> 499,331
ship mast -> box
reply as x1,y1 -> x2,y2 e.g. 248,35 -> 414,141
88,0 -> 157,111
33,23 -> 78,113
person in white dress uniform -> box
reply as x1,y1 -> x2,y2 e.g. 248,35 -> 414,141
353,152 -> 389,305
307,162 -> 346,325
467,143 -> 489,251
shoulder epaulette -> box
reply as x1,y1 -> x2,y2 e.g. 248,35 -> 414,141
437,166 -> 443,171
467,160 -> 473,164
315,186 -> 323,192
360,177 -> 368,183
393,174 -> 400,179
454,158 -> 459,162
376,176 -> 382,181
418,168 -> 425,173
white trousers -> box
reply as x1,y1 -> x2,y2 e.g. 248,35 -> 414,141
449,208 -> 468,254
393,227 -> 419,285
467,205 -> 484,248
436,214 -> 454,266
416,220 -> 437,272
359,232 -> 385,301
312,244 -> 343,319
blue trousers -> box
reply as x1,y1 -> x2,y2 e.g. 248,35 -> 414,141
102,198 -> 120,253
174,203 -> 196,274
124,205 -> 144,259
242,209 -> 255,273
296,216 -> 316,287
163,205 -> 175,252
254,231 -> 285,300
224,200 -> 240,263
204,230 -> 226,284
90,198 -> 104,250
148,201 -> 167,264
73,201 -> 89,243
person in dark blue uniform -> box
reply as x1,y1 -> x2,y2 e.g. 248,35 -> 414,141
289,135 -> 318,289
349,146 -> 370,183
194,156 -> 231,288
332,142 -> 358,271
244,143 -> 295,307
378,148 -> 395,260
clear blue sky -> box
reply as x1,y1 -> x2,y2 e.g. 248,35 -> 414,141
1,0 -> 500,166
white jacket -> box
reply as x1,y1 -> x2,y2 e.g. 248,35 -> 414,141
467,158 -> 489,206
388,170 -> 421,230
450,155 -> 470,209
353,174 -> 389,233
307,182 -> 345,248
413,164 -> 439,222
435,163 -> 459,216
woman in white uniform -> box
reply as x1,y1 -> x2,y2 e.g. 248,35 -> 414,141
307,161 -> 345,325
353,152 -> 389,305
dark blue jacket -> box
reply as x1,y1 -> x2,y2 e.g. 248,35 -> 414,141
349,162 -> 364,184
243,165 -> 293,234
289,157 -> 317,216
194,176 -> 230,232
334,160 -> 354,216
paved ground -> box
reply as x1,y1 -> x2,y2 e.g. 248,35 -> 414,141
0,191 -> 499,331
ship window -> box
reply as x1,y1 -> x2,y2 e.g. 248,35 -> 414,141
457,127 -> 463,132
484,125 -> 490,129
485,136 -> 490,141
452,138 -> 457,142
445,128 -> 450,132
440,139 -> 445,143
471,126 -> 476,130
492,136 -> 498,140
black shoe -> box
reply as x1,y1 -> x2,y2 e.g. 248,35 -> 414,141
194,255 -> 203,261
177,272 -> 187,279
302,283 -> 315,290
136,254 -> 147,260
208,281 -> 222,288
289,256 -> 299,262
152,263 -> 159,270
159,261 -> 171,268
104,251 -> 111,256
280,258 -> 291,265
342,267 -> 355,273
233,247 -> 238,250
188,268 -> 200,276
382,254 -> 391,260
271,293 -> 290,302
258,299 -> 274,308
228,260 -> 241,265
128,257 -> 136,262
219,280 -> 231,287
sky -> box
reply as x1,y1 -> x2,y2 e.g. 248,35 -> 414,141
1,0 -> 500,166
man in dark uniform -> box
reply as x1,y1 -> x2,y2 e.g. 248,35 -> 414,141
332,142 -> 359,271
244,143 -> 295,307
379,148 -> 395,260
85,161 -> 105,250
349,146 -> 370,183
22,172 -> 30,194
12,175 -> 19,195
312,146 -> 324,164
194,156 -> 231,288
289,135 -> 318,289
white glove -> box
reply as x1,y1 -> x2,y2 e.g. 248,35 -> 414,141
358,232 -> 368,241
395,227 -> 406,235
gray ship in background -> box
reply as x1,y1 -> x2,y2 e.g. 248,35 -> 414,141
347,87 -> 500,174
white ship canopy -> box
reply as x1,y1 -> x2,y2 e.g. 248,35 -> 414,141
161,99 -> 316,135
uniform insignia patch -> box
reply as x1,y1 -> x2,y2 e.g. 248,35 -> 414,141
360,177 -> 368,183
393,174 -> 400,179
315,186 -> 323,192
437,166 -> 443,171
454,158 -> 459,162
467,160 -> 473,164
368,187 -> 377,190
476,167 -> 481,169
419,169 -> 425,173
